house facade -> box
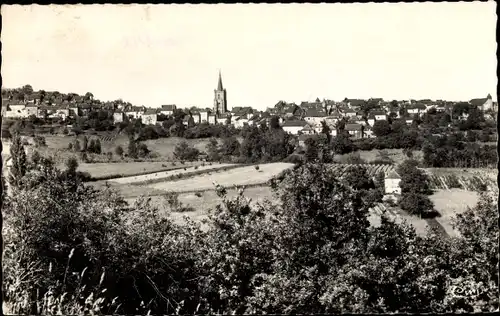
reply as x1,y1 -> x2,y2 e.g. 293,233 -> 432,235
282,120 -> 308,135
384,170 -> 402,195
142,111 -> 158,125
344,123 -> 364,139
160,104 -> 177,116
113,111 -> 125,124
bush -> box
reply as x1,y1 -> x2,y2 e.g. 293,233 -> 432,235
399,192 -> 436,217
255,165 -> 260,171
283,153 -> 305,164
174,141 -> 200,161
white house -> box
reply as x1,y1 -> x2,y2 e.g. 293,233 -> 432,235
142,110 -> 158,125
301,124 -> 315,135
160,104 -> 176,116
373,112 -> 387,121
304,109 -> 327,126
113,111 -> 125,124
125,108 -> 143,119
25,105 -> 38,117
384,170 -> 402,195
49,108 -> 70,120
344,110 -> 357,118
5,104 -> 27,118
191,112 -> 201,124
199,111 -> 209,123
367,117 -> 376,126
208,114 -> 217,125
282,120 -> 308,135
233,117 -> 248,128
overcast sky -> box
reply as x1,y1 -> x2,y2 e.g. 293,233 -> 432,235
1,3 -> 497,110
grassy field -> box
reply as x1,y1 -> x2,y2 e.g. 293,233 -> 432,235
125,186 -> 459,237
143,137 -> 215,159
334,148 -> 423,165
430,189 -> 480,238
108,162 -> 236,185
76,161 -> 200,179
147,163 -> 295,193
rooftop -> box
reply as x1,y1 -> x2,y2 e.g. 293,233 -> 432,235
282,120 -> 308,127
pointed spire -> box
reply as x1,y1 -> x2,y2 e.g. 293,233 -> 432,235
217,70 -> 223,91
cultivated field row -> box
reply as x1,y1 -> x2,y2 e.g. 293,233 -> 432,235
147,163 -> 295,193
108,163 -> 237,185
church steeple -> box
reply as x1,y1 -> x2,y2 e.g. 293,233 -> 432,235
214,70 -> 228,115
217,70 -> 224,91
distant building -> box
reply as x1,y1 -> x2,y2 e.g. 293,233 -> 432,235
191,112 -> 201,124
301,124 -> 315,135
470,94 -> 494,112
199,110 -> 210,123
5,104 -> 27,118
384,170 -> 402,195
160,104 -> 177,116
282,120 -> 308,135
304,108 -> 327,126
344,123 -> 364,139
69,106 -> 79,117
113,111 -> 125,124
214,70 -> 228,115
142,110 -> 158,125
208,114 -> 217,125
25,105 -> 38,117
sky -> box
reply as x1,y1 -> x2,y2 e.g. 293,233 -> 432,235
1,3 -> 497,110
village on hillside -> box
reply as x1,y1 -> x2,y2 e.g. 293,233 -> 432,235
2,71 -> 497,140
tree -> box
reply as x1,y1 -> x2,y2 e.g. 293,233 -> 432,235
206,137 -> 221,162
173,140 -> 200,161
252,163 -> 372,314
65,157 -> 79,176
34,136 -> 47,148
82,136 -> 88,152
397,160 -> 432,195
270,116 -> 281,129
127,137 -> 138,159
220,136 -> 241,158
304,137 -> 319,162
372,120 -> 392,137
88,139 -> 96,153
74,139 -> 81,152
95,139 -> 102,154
331,132 -> 355,155
343,166 -> 375,191
115,145 -> 124,158
320,120 -> 332,144
8,133 -> 28,189
137,143 -> 150,158
399,192 -> 435,217
84,92 -> 94,101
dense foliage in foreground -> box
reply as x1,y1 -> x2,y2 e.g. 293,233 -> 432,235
2,141 -> 499,314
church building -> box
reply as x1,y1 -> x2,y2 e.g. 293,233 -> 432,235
214,70 -> 228,115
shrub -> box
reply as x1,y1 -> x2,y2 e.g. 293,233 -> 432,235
194,166 -> 199,170
446,174 -> 462,189
255,165 -> 260,171
283,154 -> 304,164
399,192 -> 436,217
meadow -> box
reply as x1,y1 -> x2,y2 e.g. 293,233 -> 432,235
147,162 -> 295,193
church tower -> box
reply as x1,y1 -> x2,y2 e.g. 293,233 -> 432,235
214,70 -> 228,115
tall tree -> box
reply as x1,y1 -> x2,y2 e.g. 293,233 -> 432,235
8,133 -> 28,189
